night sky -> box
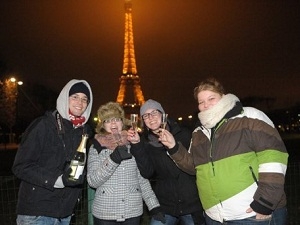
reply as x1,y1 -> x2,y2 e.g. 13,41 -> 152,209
1,0 -> 300,119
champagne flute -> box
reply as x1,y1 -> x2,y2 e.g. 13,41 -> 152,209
161,113 -> 168,129
130,114 -> 138,132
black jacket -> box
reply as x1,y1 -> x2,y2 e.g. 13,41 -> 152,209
131,119 -> 203,217
12,111 -> 91,218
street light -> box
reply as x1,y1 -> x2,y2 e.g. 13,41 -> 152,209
0,76 -> 23,143
9,77 -> 23,86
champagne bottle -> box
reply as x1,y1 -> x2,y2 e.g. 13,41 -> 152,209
69,134 -> 88,180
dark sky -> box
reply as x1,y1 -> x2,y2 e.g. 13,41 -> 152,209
1,0 -> 300,119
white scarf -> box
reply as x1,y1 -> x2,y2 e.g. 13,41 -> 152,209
198,93 -> 240,129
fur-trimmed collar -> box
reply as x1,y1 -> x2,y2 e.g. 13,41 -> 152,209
198,93 -> 240,129
94,130 -> 129,150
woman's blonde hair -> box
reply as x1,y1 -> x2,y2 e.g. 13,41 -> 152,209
193,77 -> 225,100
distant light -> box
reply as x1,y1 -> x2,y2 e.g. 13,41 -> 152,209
178,117 -> 183,121
9,77 -> 23,85
188,115 -> 193,119
10,77 -> 16,82
93,117 -> 98,122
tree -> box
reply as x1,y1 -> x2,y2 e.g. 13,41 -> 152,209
0,78 -> 18,141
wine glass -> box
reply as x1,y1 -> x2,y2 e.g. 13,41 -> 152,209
161,113 -> 168,129
130,114 -> 138,132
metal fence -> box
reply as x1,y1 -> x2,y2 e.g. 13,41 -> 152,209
0,176 -> 151,225
1,162 -> 299,225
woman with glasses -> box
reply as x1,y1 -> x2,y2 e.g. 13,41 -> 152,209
127,99 -> 205,225
87,102 -> 164,225
159,78 -> 288,225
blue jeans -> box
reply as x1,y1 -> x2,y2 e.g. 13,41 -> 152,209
151,214 -> 196,225
205,207 -> 287,225
16,215 -> 71,225
93,216 -> 141,225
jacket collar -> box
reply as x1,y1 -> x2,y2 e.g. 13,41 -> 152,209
198,94 -> 243,129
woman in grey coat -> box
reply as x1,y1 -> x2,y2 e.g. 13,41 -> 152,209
87,102 -> 164,225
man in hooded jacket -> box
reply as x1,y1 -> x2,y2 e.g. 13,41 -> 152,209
12,79 -> 93,225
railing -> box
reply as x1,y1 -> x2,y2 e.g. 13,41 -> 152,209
0,176 -> 151,225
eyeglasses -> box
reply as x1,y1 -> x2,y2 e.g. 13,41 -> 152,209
69,95 -> 89,104
103,118 -> 122,124
142,110 -> 160,120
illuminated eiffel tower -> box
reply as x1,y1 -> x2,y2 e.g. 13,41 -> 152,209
116,0 -> 145,115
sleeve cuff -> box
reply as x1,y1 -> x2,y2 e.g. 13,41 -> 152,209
130,141 -> 143,155
167,142 -> 179,155
250,200 -> 273,215
149,206 -> 161,216
54,175 -> 65,188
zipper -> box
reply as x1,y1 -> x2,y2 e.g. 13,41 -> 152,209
249,165 -> 259,185
209,119 -> 227,176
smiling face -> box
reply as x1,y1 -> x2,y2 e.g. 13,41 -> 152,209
68,93 -> 89,116
194,78 -> 225,112
197,90 -> 223,112
142,109 -> 162,133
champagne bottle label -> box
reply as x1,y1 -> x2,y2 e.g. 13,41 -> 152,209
70,161 -> 85,179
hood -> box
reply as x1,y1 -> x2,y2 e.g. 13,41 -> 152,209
56,79 -> 93,124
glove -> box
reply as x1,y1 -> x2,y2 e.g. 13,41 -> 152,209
149,207 -> 166,224
110,145 -> 132,164
62,167 -> 85,187
152,212 -> 166,224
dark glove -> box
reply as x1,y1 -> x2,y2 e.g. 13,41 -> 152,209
110,145 -> 132,164
62,167 -> 85,187
149,207 -> 166,224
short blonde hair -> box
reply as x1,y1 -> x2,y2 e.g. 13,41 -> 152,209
193,77 -> 225,100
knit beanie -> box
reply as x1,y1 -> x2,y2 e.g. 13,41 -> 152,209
140,99 -> 165,116
69,82 -> 90,100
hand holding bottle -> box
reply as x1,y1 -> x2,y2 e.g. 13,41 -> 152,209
62,167 -> 85,187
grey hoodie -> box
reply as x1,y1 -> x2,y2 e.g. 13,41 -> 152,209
56,79 -> 93,123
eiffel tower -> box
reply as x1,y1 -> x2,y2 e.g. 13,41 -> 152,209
116,0 -> 145,115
